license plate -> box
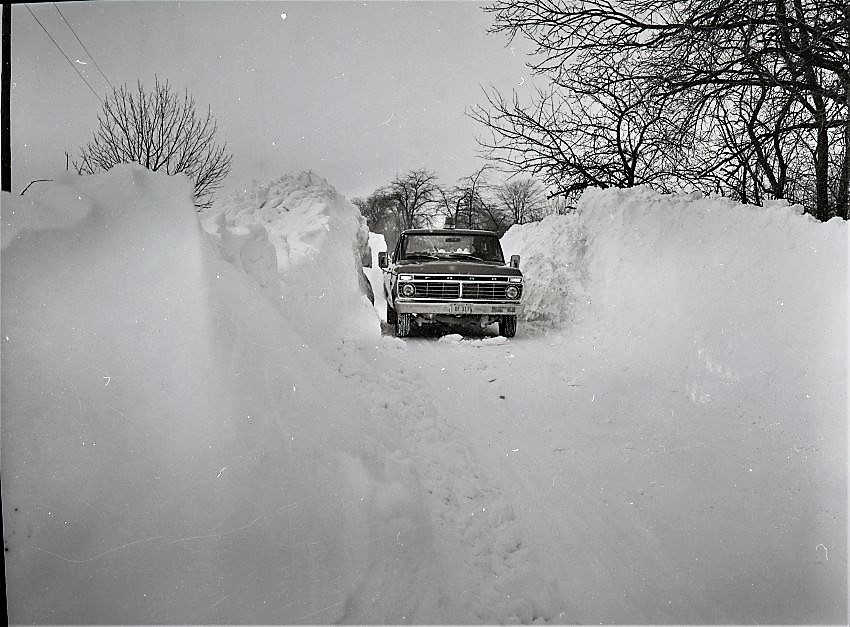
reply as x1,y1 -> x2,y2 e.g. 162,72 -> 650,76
491,306 -> 516,314
448,304 -> 474,314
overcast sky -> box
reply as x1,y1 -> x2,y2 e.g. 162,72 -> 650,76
10,1 -> 537,201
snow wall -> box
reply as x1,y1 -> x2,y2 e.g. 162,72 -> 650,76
502,187 -> 847,385
1,165 -> 432,623
204,172 -> 378,348
502,189 -> 847,569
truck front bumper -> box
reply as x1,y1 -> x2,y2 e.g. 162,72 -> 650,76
395,300 -> 521,316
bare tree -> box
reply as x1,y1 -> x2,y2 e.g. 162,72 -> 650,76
471,57 -> 686,205
481,0 -> 850,220
352,189 -> 397,232
495,177 -> 548,224
450,166 -> 489,229
75,79 -> 232,210
547,194 -> 577,215
682,85 -> 815,206
387,169 -> 442,230
435,166 -> 510,234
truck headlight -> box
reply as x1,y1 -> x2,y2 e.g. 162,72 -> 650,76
505,285 -> 519,299
401,283 -> 415,297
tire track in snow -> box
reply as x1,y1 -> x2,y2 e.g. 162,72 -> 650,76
439,340 -> 738,624
336,337 -> 566,623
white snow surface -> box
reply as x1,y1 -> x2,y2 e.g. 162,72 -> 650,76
2,171 -> 846,624
203,171 -> 378,348
1,166 -> 434,624
496,187 -> 847,622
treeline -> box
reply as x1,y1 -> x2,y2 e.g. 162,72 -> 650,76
353,167 -> 566,243
471,0 -> 849,221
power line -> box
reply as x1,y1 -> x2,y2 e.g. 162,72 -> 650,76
53,3 -> 114,91
25,4 -> 102,102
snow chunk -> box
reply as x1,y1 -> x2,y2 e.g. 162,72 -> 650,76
436,334 -> 509,346
202,212 -> 281,297
466,335 -> 510,346
207,171 -> 379,347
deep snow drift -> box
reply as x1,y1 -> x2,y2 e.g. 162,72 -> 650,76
501,187 -> 846,441
502,189 -> 846,381
204,172 -> 377,349
1,167 -> 439,623
496,187 -> 847,622
2,168 -> 846,624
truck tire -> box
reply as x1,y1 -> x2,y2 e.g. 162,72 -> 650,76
499,315 -> 517,338
396,313 -> 412,337
386,303 -> 397,325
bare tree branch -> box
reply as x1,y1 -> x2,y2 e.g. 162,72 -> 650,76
477,0 -> 849,219
74,79 -> 232,210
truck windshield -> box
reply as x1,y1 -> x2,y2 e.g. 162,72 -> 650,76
400,234 -> 504,263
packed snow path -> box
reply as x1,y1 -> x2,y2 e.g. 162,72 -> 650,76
335,319 -> 845,623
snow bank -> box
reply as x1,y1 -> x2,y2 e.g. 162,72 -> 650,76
578,188 -> 844,370
205,172 -> 378,348
369,231 -> 387,268
501,183 -> 847,462
502,187 -> 846,381
499,187 -> 846,622
364,232 -> 389,322
501,212 -> 587,327
1,166 -> 431,623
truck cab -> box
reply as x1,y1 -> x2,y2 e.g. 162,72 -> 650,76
378,228 -> 523,337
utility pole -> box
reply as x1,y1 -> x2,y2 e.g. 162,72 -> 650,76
2,3 -> 11,192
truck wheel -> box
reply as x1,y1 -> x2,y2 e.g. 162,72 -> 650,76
499,315 -> 517,338
396,313 -> 412,337
386,303 -> 397,325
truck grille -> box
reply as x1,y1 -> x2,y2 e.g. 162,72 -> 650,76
462,283 -> 513,300
408,279 -> 521,301
416,281 -> 461,299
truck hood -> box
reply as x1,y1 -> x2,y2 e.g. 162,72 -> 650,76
395,260 -> 522,277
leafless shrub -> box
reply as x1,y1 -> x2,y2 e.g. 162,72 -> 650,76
75,79 -> 232,210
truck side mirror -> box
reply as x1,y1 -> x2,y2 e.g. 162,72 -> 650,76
378,252 -> 388,269
510,254 -> 521,269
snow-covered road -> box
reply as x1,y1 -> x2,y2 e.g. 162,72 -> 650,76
336,293 -> 846,623
4,171 -> 843,624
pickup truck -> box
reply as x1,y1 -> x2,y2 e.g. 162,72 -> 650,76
378,228 -> 523,337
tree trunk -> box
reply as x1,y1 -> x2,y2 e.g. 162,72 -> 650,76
837,81 -> 850,220
814,109 -> 830,220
